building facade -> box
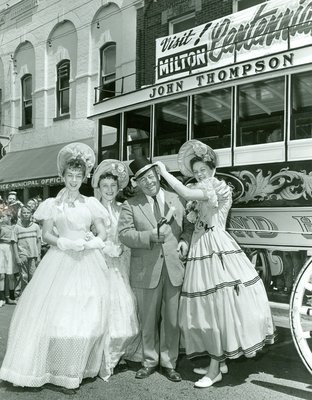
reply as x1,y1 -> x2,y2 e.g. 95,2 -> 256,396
0,0 -> 142,202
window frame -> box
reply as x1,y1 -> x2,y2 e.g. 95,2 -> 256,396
56,59 -> 70,118
232,0 -> 268,13
21,74 -> 33,128
168,13 -> 196,35
100,42 -> 116,100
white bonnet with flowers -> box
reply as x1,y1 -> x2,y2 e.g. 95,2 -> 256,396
57,142 -> 95,180
91,159 -> 129,190
177,139 -> 217,177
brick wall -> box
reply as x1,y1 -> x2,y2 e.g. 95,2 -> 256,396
136,0 -> 232,87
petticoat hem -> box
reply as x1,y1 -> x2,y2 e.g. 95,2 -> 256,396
180,332 -> 277,362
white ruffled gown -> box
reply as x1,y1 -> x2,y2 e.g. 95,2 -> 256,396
0,194 -> 139,389
179,178 -> 276,361
100,201 -> 141,364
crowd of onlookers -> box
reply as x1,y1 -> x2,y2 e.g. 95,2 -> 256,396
0,191 -> 42,307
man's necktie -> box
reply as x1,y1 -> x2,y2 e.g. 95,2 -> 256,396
152,195 -> 161,223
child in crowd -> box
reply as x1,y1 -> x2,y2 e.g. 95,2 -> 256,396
27,197 -> 50,258
0,210 -> 17,307
26,198 -> 39,215
12,206 -> 41,294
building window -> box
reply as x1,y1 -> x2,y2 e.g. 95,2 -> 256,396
56,60 -> 70,116
100,43 -> 116,100
169,13 -> 195,34
233,0 -> 267,12
21,74 -> 32,127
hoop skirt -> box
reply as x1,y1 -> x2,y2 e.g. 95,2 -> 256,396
100,201 -> 141,363
179,178 -> 275,361
0,195 -> 139,389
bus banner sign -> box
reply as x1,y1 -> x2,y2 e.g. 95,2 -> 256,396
228,207 -> 312,250
155,0 -> 312,82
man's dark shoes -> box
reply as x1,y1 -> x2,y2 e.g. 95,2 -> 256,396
161,367 -> 182,382
114,360 -> 128,373
135,366 -> 157,379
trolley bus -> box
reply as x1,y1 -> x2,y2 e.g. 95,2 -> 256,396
89,0 -> 312,373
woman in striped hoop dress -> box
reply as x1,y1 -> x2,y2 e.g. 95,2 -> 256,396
155,140 -> 275,389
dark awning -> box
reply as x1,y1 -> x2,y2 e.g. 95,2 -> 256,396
0,138 -> 94,191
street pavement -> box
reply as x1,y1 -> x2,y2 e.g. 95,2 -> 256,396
0,303 -> 312,400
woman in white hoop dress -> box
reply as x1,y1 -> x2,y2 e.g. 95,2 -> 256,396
0,143 -> 138,391
155,140 -> 275,389
92,159 -> 141,364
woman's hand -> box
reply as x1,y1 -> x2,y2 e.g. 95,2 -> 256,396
84,236 -> 104,250
177,240 -> 189,261
102,240 -> 123,257
85,231 -> 95,241
154,161 -> 167,176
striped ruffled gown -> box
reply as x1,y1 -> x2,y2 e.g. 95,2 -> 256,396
179,179 -> 275,361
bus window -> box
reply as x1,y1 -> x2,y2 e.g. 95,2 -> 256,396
99,114 -> 120,161
237,77 -> 284,146
124,106 -> 151,160
291,71 -> 312,140
154,97 -> 188,156
193,88 -> 232,149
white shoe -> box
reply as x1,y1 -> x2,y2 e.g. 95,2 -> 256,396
194,372 -> 222,388
193,364 -> 228,375
0,300 -> 5,308
245,351 -> 256,359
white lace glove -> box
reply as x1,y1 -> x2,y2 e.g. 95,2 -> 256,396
102,240 -> 123,258
84,236 -> 105,250
57,237 -> 85,252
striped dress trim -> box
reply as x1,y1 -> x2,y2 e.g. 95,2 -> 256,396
180,332 -> 277,361
181,275 -> 261,298
186,249 -> 243,262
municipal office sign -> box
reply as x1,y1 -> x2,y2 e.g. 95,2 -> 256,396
155,0 -> 312,82
0,176 -> 62,191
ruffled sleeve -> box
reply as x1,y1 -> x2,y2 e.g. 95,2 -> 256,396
213,180 -> 232,227
33,198 -> 56,221
86,197 -> 110,227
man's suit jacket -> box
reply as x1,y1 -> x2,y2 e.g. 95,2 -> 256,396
118,189 -> 193,289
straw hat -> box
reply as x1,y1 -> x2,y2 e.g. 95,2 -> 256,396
57,142 -> 95,179
177,139 -> 217,177
92,159 -> 129,190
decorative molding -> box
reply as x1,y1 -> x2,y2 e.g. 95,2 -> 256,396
231,168 -> 312,204
0,0 -> 39,26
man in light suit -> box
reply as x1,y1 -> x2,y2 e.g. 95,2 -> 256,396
118,156 -> 193,382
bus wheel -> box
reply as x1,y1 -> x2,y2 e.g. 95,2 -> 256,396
250,250 -> 271,289
290,256 -> 312,375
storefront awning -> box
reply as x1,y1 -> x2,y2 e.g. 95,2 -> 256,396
0,138 -> 94,191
